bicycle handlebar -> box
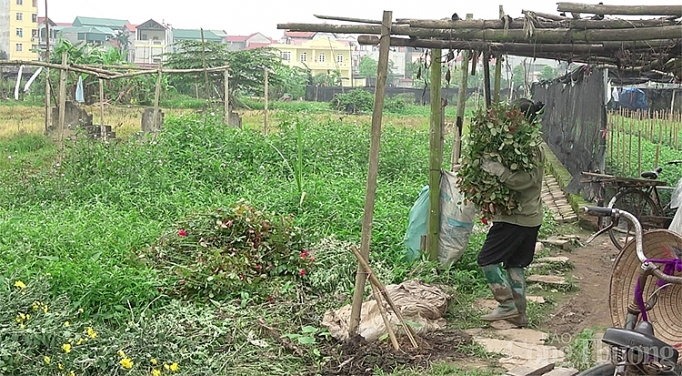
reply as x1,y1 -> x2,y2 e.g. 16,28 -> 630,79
651,266 -> 682,285
583,206 -> 645,262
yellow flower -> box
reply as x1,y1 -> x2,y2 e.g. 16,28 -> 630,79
169,363 -> 179,372
87,327 -> 97,339
64,321 -> 70,327
43,356 -> 50,364
69,372 -> 75,376
150,358 -> 158,365
117,349 -> 126,358
78,308 -> 84,313
76,338 -> 83,345
58,363 -> 64,370
14,280 -> 26,289
32,302 -> 40,310
19,324 -> 25,329
151,370 -> 161,376
42,305 -> 48,314
62,343 -> 71,353
164,364 -> 169,370
120,357 -> 134,369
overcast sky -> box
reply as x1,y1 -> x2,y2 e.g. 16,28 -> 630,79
42,0 -> 682,38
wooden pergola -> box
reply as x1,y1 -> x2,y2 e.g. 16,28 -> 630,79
277,2 -> 682,337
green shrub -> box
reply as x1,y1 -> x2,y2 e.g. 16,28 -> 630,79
144,200 -> 313,303
330,89 -> 374,113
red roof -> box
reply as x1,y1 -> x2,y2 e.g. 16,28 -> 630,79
124,23 -> 136,31
226,35 -> 251,42
284,31 -> 315,38
245,42 -> 273,50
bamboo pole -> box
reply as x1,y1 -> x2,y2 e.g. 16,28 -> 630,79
57,50 -> 67,158
451,14 -> 473,170
350,245 -> 418,348
99,78 -> 105,140
349,10 -> 392,337
656,118 -> 663,166
277,23 -> 682,43
427,48 -> 442,262
153,64 -> 162,132
556,3 -> 682,17
200,28 -> 210,100
628,118 -> 633,176
522,9 -> 569,21
493,54 -> 502,104
0,60 -> 229,78
370,279 -> 400,350
409,17 -> 677,30
44,0 -> 51,133
224,68 -> 230,126
264,68 -> 269,135
482,52 -> 492,108
638,130 -> 642,177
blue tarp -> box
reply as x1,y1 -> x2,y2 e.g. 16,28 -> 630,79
618,88 -> 648,111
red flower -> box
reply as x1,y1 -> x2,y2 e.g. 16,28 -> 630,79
300,251 -> 309,259
299,269 -> 306,276
268,295 -> 274,303
255,264 -> 262,272
178,229 -> 187,237
481,218 -> 489,225
309,256 -> 316,262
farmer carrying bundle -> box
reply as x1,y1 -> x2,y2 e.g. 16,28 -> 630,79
456,99 -> 545,327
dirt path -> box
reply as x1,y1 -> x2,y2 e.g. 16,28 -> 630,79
541,227 -> 618,340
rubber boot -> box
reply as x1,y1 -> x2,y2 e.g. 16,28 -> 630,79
480,264 -> 520,322
506,267 -> 528,328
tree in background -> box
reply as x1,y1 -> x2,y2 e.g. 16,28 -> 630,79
358,56 -> 377,79
539,65 -> 558,81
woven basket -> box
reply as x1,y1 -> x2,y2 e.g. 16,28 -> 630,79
609,229 -> 682,356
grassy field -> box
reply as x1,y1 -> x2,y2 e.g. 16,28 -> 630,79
0,100 -> 553,375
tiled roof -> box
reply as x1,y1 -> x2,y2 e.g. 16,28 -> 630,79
172,29 -> 225,41
73,16 -> 129,28
283,31 -> 315,38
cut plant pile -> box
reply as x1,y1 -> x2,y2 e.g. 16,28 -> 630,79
457,104 -> 543,219
319,329 -> 474,376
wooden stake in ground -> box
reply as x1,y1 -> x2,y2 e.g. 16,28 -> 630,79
349,10 -> 392,337
44,0 -> 51,134
493,54 -> 502,103
370,282 -> 400,350
482,52 -> 492,108
99,78 -> 105,140
224,68 -> 230,126
264,68 -> 269,135
350,245 -> 418,348
427,48 -> 442,261
153,64 -> 163,132
451,14 -> 473,170
200,28 -> 210,101
57,50 -> 67,158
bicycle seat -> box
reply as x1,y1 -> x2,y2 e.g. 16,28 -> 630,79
602,327 -> 679,366
641,167 -> 663,179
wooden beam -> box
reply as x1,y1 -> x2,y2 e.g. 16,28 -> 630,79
356,35 -> 678,52
522,9 -> 569,21
493,54 -> 502,103
557,3 -> 682,17
483,52 -> 492,108
452,14 -> 473,170
349,10 -> 392,337
412,17 -> 680,30
568,18 -> 681,29
313,14 -> 410,25
57,51 -> 67,157
427,48 -> 442,262
279,22 -> 682,43
409,19 -> 528,29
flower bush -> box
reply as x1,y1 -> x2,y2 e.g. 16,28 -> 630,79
144,200 -> 314,303
457,103 -> 543,219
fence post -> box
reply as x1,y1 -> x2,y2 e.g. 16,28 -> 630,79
224,68 -> 229,126
153,64 -> 162,131
99,77 -> 105,140
264,68 -> 269,135
58,50 -> 67,157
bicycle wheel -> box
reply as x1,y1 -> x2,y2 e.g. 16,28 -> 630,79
607,189 -> 661,250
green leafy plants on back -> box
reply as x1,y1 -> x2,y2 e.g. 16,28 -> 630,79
457,103 -> 543,219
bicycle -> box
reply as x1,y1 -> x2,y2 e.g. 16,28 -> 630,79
576,206 -> 682,376
582,160 -> 682,250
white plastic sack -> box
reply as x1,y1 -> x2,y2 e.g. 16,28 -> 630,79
438,169 -> 476,267
321,279 -> 451,342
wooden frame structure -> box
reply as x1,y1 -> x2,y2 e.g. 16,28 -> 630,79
277,3 -> 682,337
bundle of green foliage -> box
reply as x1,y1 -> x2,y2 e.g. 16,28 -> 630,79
457,104 -> 543,219
144,200 -> 313,303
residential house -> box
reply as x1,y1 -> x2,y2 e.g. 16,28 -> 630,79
129,19 -> 172,65
226,32 -> 272,51
0,0 -> 40,60
270,36 -> 363,87
37,17 -> 72,60
57,16 -> 130,48
280,30 -> 315,44
172,29 -> 225,44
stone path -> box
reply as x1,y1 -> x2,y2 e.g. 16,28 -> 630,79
471,241 -> 582,375
542,174 -> 578,224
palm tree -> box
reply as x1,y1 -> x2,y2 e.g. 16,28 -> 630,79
110,30 -> 130,56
